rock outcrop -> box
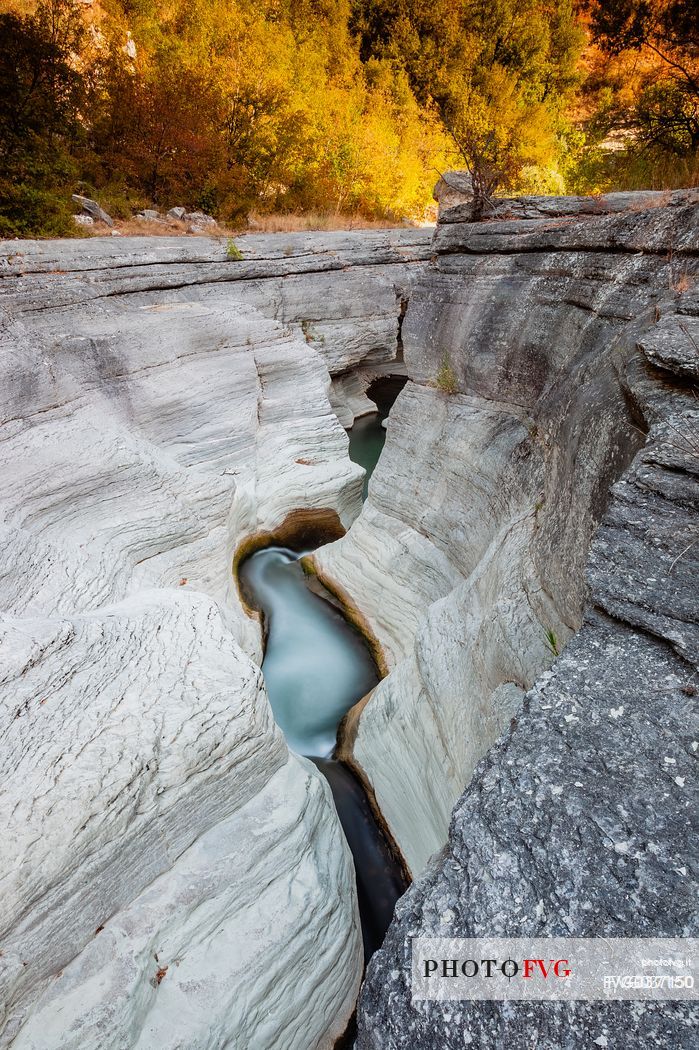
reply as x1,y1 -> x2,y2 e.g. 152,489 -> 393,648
357,413 -> 698,1049
0,230 -> 431,1048
3,195 -> 697,1050
433,171 -> 474,213
329,196 -> 698,1045
316,190 -> 698,876
437,185 -> 699,224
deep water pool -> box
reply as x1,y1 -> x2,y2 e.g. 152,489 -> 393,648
237,411 -> 405,960
347,411 -> 387,500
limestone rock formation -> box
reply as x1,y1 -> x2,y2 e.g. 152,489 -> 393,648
316,190 -> 698,879
437,186 -> 699,225
0,229 -> 430,1048
4,194 -> 696,1050
340,196 -> 698,1046
71,193 -> 114,227
357,411 -> 698,1048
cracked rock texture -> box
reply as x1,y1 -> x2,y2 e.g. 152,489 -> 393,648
0,230 -> 430,1049
316,189 -> 699,875
348,196 -> 698,1046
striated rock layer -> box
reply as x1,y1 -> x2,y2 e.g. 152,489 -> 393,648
342,198 -> 699,1044
316,190 -> 699,873
0,230 -> 431,1048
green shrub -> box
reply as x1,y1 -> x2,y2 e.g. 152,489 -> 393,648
434,355 -> 459,394
0,184 -> 77,239
226,239 -> 243,260
196,186 -> 219,214
95,184 -> 148,221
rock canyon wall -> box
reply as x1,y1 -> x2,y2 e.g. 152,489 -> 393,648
1,191 -> 697,1050
0,230 -> 430,1048
315,191 -> 699,879
328,195 -> 696,1047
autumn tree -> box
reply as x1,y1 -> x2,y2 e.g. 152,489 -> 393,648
440,67 -> 556,212
6,0 -> 695,236
351,0 -> 585,212
92,48 -> 223,207
588,0 -> 699,155
0,0 -> 88,234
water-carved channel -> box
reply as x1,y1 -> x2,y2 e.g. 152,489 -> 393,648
237,410 -> 407,962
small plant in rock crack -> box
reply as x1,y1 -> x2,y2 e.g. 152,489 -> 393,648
301,319 -> 324,344
434,354 -> 459,394
226,239 -> 243,260
544,628 -> 560,657
671,269 -> 694,294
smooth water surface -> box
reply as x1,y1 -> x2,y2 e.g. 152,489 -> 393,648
238,547 -> 378,757
237,405 -> 407,961
314,758 -> 406,959
347,412 -> 386,499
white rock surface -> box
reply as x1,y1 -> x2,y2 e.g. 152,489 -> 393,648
315,196 -> 699,876
330,369 -> 379,427
314,387 -> 563,872
6,744 -> 359,1050
0,231 -> 430,1047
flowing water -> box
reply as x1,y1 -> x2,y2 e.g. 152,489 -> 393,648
237,411 -> 407,961
237,547 -> 378,759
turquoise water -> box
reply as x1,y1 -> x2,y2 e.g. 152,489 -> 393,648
347,412 -> 387,499
238,547 -> 378,758
237,409 -> 405,960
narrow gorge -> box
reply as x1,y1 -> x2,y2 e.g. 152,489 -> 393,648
0,191 -> 697,1049
236,416 -> 407,962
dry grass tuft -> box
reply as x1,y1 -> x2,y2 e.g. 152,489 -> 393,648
81,210 -> 404,239
244,210 -> 402,233
433,355 -> 459,394
672,270 -> 694,294
88,217 -> 235,239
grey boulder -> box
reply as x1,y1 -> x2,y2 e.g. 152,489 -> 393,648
184,210 -> 217,226
433,171 -> 474,214
71,194 -> 114,227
